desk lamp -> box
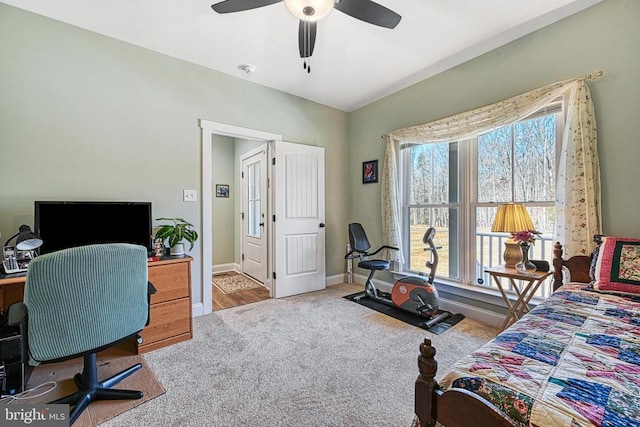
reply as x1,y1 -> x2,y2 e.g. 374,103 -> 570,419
491,203 -> 535,268
4,224 -> 43,256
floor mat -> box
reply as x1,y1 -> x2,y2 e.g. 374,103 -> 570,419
213,273 -> 262,294
20,345 -> 165,427
343,292 -> 465,335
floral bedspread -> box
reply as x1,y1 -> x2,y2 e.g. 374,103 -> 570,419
438,283 -> 640,427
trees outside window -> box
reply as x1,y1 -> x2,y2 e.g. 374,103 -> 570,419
402,104 -> 561,295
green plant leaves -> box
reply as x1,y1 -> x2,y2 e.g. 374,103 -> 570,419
154,217 -> 198,252
183,229 -> 198,251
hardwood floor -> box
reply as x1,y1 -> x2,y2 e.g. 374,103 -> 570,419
213,273 -> 270,310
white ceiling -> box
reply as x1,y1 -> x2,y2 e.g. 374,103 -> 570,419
3,0 -> 602,112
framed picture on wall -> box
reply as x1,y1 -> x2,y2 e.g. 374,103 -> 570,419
362,160 -> 378,184
216,184 -> 229,198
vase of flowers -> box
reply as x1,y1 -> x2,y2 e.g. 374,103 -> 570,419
511,231 -> 537,274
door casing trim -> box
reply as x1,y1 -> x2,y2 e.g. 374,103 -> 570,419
200,119 -> 282,316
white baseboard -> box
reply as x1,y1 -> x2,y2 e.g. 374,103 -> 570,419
351,273 -> 505,328
192,302 -> 204,317
326,273 -> 346,287
212,263 -> 240,274
436,299 -> 504,329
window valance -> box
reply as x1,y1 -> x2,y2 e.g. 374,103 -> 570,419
381,71 -> 603,262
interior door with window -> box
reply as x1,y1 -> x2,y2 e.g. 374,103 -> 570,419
272,141 -> 326,298
241,146 -> 268,284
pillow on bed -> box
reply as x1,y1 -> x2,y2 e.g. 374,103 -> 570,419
593,236 -> 640,294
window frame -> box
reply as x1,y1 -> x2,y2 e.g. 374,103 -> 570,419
399,102 -> 564,294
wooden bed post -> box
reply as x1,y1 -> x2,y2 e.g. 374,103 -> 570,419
552,242 -> 565,291
415,338 -> 438,427
552,241 -> 593,290
415,339 -> 521,427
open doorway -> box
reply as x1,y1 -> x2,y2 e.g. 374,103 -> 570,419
200,121 -> 282,315
200,121 -> 327,314
211,141 -> 270,310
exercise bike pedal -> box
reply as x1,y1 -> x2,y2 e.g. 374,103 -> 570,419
378,291 -> 392,300
352,292 -> 368,302
416,304 -> 433,315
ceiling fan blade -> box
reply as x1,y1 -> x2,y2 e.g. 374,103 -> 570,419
298,20 -> 317,58
211,0 -> 281,14
335,0 -> 401,29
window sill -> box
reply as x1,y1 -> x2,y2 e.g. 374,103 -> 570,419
390,270 -> 545,309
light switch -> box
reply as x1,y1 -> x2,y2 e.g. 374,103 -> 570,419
183,189 -> 197,202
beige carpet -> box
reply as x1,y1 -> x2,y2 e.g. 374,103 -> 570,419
18,346 -> 165,427
213,273 -> 262,294
100,283 -> 498,426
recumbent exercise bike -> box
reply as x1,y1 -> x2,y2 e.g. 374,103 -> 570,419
345,223 -> 451,328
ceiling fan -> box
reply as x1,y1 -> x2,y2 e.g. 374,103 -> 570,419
210,0 -> 401,73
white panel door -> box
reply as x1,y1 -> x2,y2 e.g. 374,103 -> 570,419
241,146 -> 268,284
273,141 -> 325,298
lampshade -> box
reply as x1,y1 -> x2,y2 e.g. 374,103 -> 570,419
491,203 -> 534,268
4,224 -> 43,251
491,203 -> 535,233
284,0 -> 334,20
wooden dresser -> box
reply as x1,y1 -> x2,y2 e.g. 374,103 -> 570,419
0,256 -> 193,354
139,256 -> 193,353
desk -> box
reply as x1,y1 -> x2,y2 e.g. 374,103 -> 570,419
0,273 -> 27,316
0,257 -> 192,354
0,273 -> 26,285
485,266 -> 552,332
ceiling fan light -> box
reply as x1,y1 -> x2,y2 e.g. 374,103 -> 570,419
284,0 -> 334,21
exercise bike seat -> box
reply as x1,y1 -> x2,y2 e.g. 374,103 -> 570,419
345,223 -> 397,268
358,259 -> 390,271
346,222 -> 398,300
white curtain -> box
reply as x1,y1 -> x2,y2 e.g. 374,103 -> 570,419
381,71 -> 602,259
555,81 -> 601,255
381,136 -> 404,263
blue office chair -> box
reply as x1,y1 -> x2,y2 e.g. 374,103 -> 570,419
8,243 -> 154,425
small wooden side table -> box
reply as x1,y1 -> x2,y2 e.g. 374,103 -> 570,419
484,266 -> 553,332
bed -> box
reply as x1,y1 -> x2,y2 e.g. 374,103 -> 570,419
413,239 -> 640,427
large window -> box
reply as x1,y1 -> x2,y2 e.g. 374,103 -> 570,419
401,104 -> 562,296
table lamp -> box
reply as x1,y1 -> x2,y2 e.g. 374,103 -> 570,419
4,224 -> 43,252
491,203 -> 535,268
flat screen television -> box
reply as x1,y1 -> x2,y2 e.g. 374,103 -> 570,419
34,201 -> 152,255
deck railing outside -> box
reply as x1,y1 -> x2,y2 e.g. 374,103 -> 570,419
475,232 -> 554,299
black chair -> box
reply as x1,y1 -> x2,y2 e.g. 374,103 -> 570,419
346,223 -> 398,298
8,243 -> 156,425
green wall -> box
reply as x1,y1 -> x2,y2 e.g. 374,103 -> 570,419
348,0 -> 640,289
0,4 -> 349,308
210,136 -> 263,268
210,136 -> 281,273
211,135 -> 235,265
1,0 -> 638,314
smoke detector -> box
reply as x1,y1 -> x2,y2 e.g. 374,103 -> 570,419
239,64 -> 256,75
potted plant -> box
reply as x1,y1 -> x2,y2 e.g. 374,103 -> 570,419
154,217 -> 199,257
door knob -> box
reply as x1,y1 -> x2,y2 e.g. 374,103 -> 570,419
319,223 -> 325,228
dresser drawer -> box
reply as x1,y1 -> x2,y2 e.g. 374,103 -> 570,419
148,262 -> 190,303
139,297 -> 191,345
